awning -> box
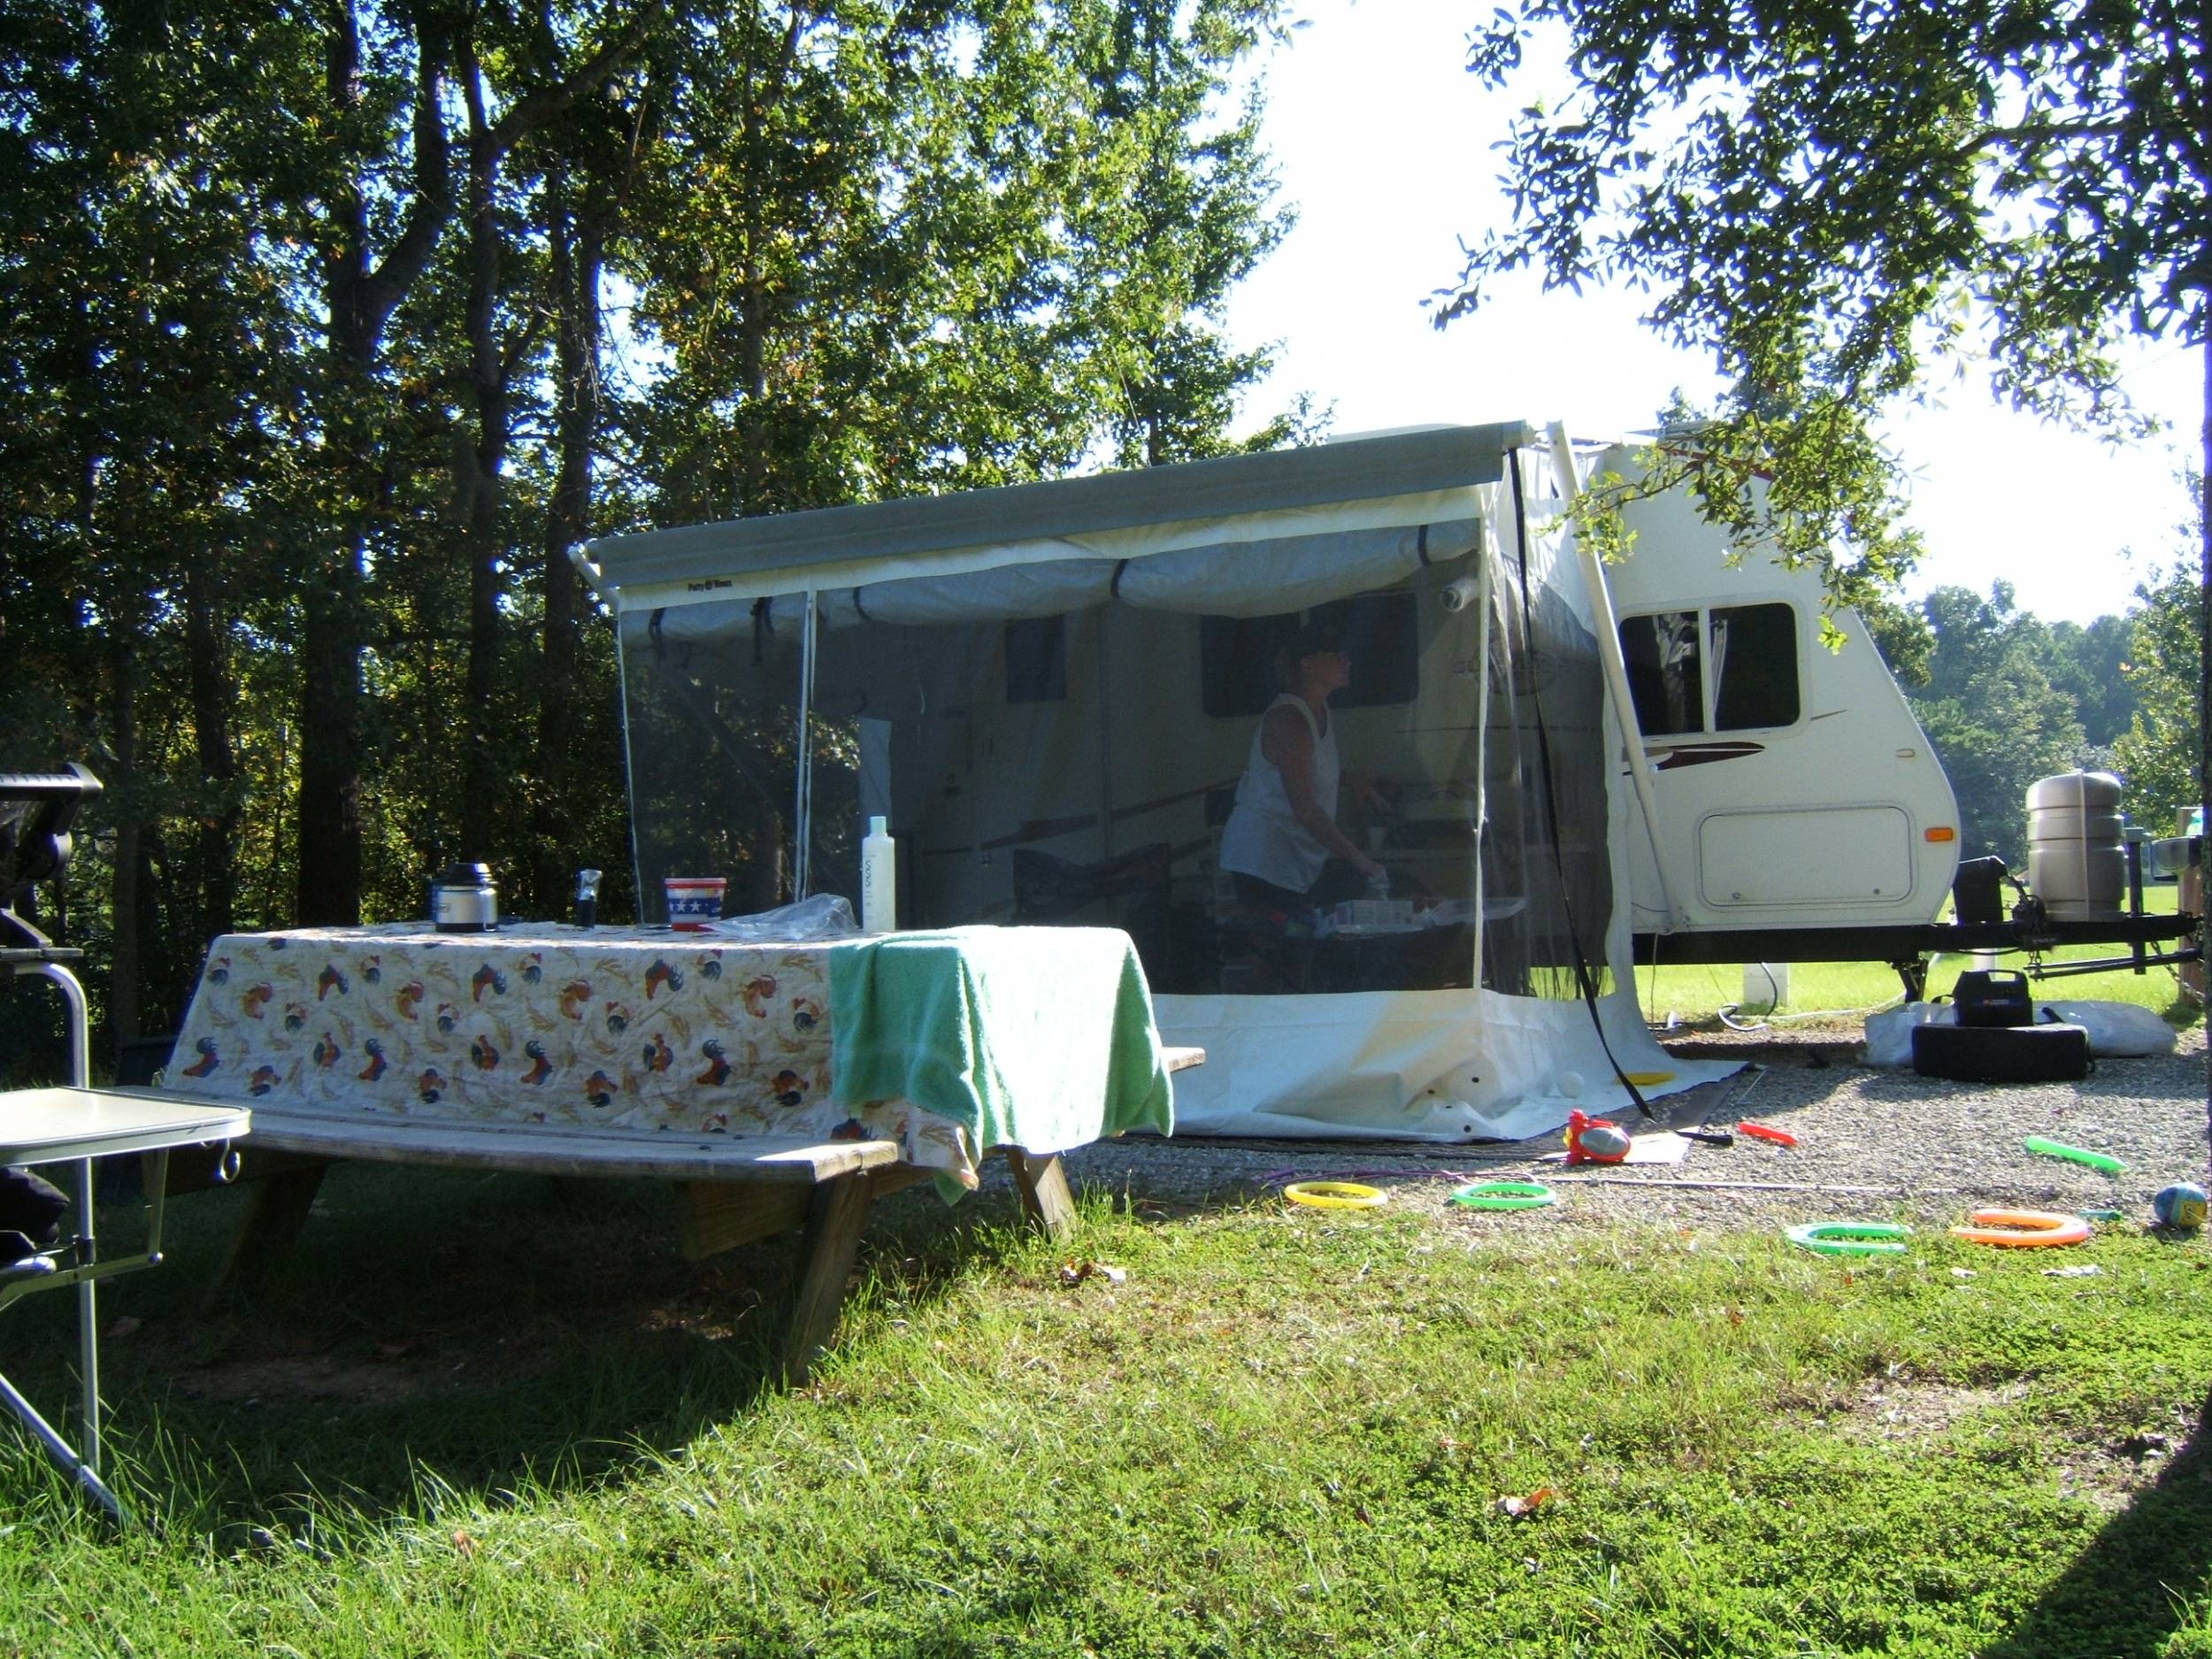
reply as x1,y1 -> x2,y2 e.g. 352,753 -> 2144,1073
581,422 -> 1525,614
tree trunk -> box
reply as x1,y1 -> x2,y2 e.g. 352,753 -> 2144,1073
109,624 -> 142,1052
296,526 -> 365,926
457,47 -> 511,862
2198,333 -> 2208,1140
186,557 -> 240,941
298,4 -> 453,926
533,165 -> 608,917
452,17 -> 663,877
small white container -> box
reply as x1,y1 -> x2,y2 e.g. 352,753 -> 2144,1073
861,816 -> 897,932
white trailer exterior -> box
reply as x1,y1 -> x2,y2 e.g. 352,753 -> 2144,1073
1581,442 -> 1964,952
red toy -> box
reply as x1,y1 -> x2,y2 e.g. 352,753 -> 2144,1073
1564,1108 -> 1632,1165
1738,1120 -> 1797,1148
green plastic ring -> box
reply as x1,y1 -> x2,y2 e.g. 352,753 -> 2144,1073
1450,1180 -> 1558,1211
1786,1221 -> 1912,1256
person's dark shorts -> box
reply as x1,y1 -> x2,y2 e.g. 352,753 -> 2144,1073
0,1165 -> 66,1262
1230,858 -> 1368,918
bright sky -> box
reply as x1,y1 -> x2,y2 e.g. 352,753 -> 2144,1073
1222,1 -> 2202,627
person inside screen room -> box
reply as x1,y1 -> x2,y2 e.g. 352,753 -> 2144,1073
1218,621 -> 1394,916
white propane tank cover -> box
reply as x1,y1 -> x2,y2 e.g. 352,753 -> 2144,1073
2026,771 -> 2127,920
1741,963 -> 1790,1012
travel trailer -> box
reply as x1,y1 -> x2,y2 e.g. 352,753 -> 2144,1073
1596,449 -> 2193,991
579,422 -> 2194,1140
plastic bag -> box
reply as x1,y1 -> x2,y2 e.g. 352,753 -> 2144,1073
703,892 -> 860,942
1864,996 -> 2176,1064
1863,1002 -> 1950,1068
2041,999 -> 2178,1056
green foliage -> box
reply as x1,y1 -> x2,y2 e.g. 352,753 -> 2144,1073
2048,612 -> 2139,750
1889,584 -> 2089,861
1440,0 -> 2208,607
0,0 -> 1301,1066
2116,541 -> 2207,835
621,0 -> 1298,522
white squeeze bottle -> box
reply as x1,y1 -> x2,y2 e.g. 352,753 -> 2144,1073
861,816 -> 897,932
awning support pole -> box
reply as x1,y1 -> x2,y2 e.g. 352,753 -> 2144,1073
1547,423 -> 1679,931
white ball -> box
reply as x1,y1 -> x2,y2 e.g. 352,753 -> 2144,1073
1558,1071 -> 1585,1097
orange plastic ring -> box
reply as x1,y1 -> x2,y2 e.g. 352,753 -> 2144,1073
1949,1207 -> 2093,1248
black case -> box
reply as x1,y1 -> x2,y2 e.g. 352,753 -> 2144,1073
1952,968 -> 2034,1028
1950,856 -> 2009,926
1911,1019 -> 2090,1083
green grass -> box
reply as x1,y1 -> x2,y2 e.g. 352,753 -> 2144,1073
3,1168 -> 2211,1656
1643,883 -> 2202,1030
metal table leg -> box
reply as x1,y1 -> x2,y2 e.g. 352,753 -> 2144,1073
2,959 -> 123,1521
0,1365 -> 124,1521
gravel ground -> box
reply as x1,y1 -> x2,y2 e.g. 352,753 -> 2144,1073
1027,1023 -> 2212,1237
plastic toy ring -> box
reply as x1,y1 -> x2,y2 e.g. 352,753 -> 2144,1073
2023,1137 -> 2126,1175
1283,1181 -> 1387,1210
1950,1208 -> 2092,1248
1450,1180 -> 1558,1211
1787,1221 -> 1912,1256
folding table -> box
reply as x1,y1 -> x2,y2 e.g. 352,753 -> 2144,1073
0,949 -> 249,1522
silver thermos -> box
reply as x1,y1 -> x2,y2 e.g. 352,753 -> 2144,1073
429,862 -> 499,933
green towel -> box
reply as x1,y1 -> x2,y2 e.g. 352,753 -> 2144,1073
828,926 -> 1174,1166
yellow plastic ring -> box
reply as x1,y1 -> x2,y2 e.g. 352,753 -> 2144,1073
1283,1181 -> 1387,1210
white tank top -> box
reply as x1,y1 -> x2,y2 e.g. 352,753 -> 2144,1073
1218,694 -> 1341,894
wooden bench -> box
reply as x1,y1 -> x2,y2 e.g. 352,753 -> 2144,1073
136,1045 -> 1203,1385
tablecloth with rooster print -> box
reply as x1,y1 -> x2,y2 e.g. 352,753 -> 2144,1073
157,925 -> 981,1185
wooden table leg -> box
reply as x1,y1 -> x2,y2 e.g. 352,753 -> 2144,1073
210,1161 -> 331,1301
1003,1148 -> 1078,1240
780,1171 -> 873,1387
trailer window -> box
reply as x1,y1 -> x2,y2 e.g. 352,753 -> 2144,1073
1620,610 -> 1703,735
1004,616 -> 1067,703
1311,591 -> 1419,709
1710,603 -> 1799,730
1199,613 -> 1302,717
1199,591 -> 1418,717
1619,602 -> 1799,734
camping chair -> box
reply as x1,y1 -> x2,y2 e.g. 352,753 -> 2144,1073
1010,841 -> 1174,974
0,768 -> 248,1523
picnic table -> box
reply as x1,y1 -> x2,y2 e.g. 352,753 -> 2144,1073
150,922 -> 1194,1379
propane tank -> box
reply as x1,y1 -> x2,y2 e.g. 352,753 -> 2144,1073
2025,771 -> 2125,920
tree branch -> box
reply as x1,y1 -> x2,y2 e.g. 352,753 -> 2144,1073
485,0 -> 669,165
355,12 -> 453,349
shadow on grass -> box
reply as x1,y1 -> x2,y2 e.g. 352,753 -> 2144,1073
0,1162 -> 1024,1534
1984,1386 -> 2212,1658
